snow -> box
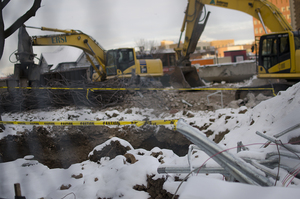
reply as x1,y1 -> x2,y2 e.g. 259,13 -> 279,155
1,82 -> 300,198
180,176 -> 300,199
88,137 -> 134,157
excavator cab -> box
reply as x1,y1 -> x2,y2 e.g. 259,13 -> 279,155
105,48 -> 136,76
258,31 -> 300,79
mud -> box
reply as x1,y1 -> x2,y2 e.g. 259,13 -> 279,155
0,125 -> 190,169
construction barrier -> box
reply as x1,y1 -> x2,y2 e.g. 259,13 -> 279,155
0,86 -> 276,103
0,86 -> 277,94
0,119 -> 179,129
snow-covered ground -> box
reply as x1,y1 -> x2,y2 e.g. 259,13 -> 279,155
1,81 -> 300,198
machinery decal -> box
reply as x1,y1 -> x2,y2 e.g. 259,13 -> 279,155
209,0 -> 228,7
51,36 -> 67,44
139,60 -> 147,73
216,1 -> 228,7
0,119 -> 179,129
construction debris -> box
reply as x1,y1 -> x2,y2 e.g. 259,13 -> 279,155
158,119 -> 300,188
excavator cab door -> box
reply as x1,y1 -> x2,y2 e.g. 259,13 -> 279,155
258,33 -> 291,74
106,50 -> 118,76
116,49 -> 135,73
106,49 -> 136,76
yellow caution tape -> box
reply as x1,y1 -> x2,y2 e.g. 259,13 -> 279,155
86,88 -> 95,99
0,86 -> 276,92
0,119 -> 178,129
0,86 -> 277,99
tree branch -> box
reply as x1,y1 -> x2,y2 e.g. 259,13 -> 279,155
4,0 -> 41,38
0,2 -> 5,59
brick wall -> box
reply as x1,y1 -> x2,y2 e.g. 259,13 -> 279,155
290,0 -> 300,30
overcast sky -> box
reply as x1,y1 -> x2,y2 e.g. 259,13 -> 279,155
0,0 -> 254,76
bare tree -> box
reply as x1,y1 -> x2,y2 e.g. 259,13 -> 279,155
0,0 -> 42,59
135,38 -> 158,55
148,40 -> 158,54
0,0 -> 41,129
135,38 -> 148,55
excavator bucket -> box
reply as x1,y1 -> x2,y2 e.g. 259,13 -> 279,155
169,66 -> 206,88
154,53 -> 206,88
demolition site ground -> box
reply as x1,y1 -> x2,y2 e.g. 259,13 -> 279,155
0,84 -> 274,198
0,85 -> 265,169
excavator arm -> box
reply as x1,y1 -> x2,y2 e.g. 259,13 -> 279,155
170,0 -> 211,88
177,0 -> 293,61
199,0 -> 293,32
175,0 -> 210,66
30,27 -> 107,81
176,0 -> 297,83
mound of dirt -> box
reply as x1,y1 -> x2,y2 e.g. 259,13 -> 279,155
133,175 -> 178,199
0,124 -> 191,168
88,140 -> 132,163
0,86 -> 273,169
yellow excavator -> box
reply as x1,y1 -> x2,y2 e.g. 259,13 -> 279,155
161,0 -> 210,88
161,0 -> 300,88
16,26 -> 163,85
189,0 -> 299,80
16,0 -> 299,89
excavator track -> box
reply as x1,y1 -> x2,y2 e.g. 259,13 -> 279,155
235,83 -> 294,100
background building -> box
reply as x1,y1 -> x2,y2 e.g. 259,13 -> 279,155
290,0 -> 300,30
253,0 -> 292,38
210,40 -> 234,49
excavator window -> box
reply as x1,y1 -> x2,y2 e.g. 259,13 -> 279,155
278,34 -> 290,64
260,37 -> 278,69
294,32 -> 300,50
280,36 -> 289,54
105,49 -> 136,75
106,50 -> 117,75
117,49 -> 135,72
259,33 -> 291,72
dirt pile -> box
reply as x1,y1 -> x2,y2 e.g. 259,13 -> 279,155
88,138 -> 179,199
0,86 -> 273,169
123,89 -> 236,113
123,88 -> 270,114
133,175 -> 178,199
0,86 -> 276,198
0,124 -> 191,168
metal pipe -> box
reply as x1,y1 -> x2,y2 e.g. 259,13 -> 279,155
256,10 -> 268,34
207,90 -> 223,108
248,160 -> 279,180
261,123 -> 300,148
176,119 -> 273,186
157,166 -> 228,174
256,131 -> 300,153
266,151 -> 300,160
274,123 -> 300,138
188,144 -> 201,175
184,133 -> 263,185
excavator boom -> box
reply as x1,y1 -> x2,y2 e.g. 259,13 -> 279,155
192,0 -> 299,80
15,26 -> 163,85
175,0 -> 294,62
31,28 -> 106,80
170,0 -> 210,88
199,0 -> 292,32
